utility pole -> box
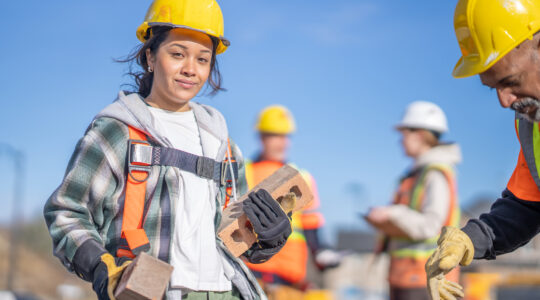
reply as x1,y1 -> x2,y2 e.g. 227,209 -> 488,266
0,143 -> 25,291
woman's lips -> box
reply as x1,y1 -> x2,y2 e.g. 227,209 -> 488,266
175,79 -> 197,89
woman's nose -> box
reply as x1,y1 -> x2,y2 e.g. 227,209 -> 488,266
181,59 -> 196,76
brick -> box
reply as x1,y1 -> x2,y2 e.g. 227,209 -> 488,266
218,164 -> 314,257
114,252 -> 173,300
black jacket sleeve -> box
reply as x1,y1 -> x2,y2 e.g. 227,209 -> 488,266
462,189 -> 540,260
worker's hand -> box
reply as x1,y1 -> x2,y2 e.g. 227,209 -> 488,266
366,206 -> 391,224
243,189 -> 292,249
427,274 -> 464,300
425,226 -> 474,300
92,254 -> 132,300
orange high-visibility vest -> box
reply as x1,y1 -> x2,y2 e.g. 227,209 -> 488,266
507,117 -> 540,201
243,160 -> 323,284
387,164 -> 460,288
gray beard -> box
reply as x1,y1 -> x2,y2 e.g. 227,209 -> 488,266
512,97 -> 540,122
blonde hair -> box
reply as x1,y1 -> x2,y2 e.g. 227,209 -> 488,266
419,129 -> 439,147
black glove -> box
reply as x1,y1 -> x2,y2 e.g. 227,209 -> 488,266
72,239 -> 132,300
243,240 -> 286,264
243,189 -> 292,249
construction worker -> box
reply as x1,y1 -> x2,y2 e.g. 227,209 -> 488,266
43,1 -> 292,299
244,105 -> 341,299
365,101 -> 461,300
425,1 -> 540,299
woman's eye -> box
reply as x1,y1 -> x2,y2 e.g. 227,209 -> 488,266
198,58 -> 209,63
172,52 -> 183,57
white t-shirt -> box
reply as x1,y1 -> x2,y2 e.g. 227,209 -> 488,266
148,106 -> 232,292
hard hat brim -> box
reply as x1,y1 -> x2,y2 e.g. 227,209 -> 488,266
137,22 -> 230,54
395,123 -> 448,134
452,30 -> 540,78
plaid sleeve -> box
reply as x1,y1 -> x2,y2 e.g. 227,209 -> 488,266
43,118 -> 128,270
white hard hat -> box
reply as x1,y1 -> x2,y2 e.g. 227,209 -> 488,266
396,101 -> 448,133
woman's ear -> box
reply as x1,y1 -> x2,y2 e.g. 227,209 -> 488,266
146,48 -> 155,71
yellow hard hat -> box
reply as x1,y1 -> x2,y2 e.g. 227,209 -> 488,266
256,105 -> 296,135
453,0 -> 540,78
136,0 -> 230,54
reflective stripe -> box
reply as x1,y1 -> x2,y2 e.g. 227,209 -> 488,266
244,160 -> 254,190
391,247 -> 436,259
517,117 -> 540,190
288,231 -> 306,242
389,237 -> 438,259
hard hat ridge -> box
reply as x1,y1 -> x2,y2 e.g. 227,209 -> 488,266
396,101 -> 449,134
256,105 -> 296,135
453,0 -> 540,78
136,0 -> 230,54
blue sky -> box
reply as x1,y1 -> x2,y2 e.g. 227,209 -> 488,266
0,1 -> 519,244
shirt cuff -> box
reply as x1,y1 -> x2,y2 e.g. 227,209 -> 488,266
461,219 -> 495,260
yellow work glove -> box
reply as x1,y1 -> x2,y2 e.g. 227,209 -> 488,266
425,226 -> 474,300
92,253 -> 132,300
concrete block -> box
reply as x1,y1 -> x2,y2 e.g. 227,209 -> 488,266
114,252 -> 173,300
218,164 -> 314,257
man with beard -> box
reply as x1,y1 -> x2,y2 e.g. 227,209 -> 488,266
425,1 -> 540,299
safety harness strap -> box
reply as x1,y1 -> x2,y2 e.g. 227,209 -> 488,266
129,141 -> 239,186
118,126 -> 151,258
119,125 -> 239,258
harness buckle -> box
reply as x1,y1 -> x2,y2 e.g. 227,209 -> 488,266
127,139 -> 153,183
220,161 -> 239,186
196,156 -> 215,180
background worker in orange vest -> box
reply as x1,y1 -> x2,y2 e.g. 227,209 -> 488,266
366,101 -> 461,300
244,105 -> 342,299
425,1 -> 540,300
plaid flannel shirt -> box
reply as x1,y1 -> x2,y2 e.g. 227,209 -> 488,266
44,92 -> 265,300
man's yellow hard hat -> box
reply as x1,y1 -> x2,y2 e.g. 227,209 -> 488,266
453,0 -> 540,78
256,105 -> 296,135
136,0 -> 230,54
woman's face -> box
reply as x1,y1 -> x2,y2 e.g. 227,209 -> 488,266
400,128 -> 428,158
146,28 -> 213,111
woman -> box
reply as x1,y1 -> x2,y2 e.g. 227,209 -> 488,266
43,1 -> 291,299
365,101 -> 461,300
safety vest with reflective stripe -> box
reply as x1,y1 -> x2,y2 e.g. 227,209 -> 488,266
243,160 -> 324,284
387,164 -> 460,288
507,117 -> 540,201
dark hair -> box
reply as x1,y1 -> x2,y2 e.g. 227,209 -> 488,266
120,26 -> 224,98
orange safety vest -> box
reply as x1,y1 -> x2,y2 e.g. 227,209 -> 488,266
507,116 -> 540,201
117,126 -> 236,259
243,160 -> 324,284
387,164 -> 460,288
